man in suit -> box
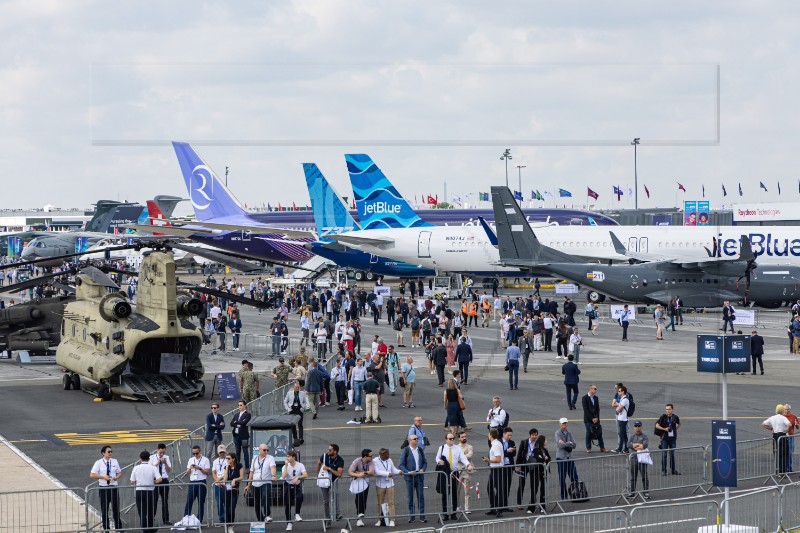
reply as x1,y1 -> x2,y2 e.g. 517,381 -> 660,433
561,355 -> 581,410
283,381 -> 309,442
751,330 -> 765,375
204,403 -> 225,459
581,384 -> 606,452
514,428 -> 539,510
398,434 -> 427,523
500,427 -> 516,509
722,300 -> 735,334
231,400 -> 252,471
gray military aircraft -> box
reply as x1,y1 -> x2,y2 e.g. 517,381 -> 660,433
490,186 -> 800,308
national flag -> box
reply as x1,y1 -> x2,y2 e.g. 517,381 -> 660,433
738,183 -> 743,196
278,202 -> 283,211
613,186 -> 623,201
451,194 -> 463,206
722,184 -> 727,197
587,187 -> 599,200
293,201 -> 298,211
759,181 -> 768,192
427,195 -> 437,205
479,192 -> 489,201
628,187 -> 633,196
513,190 -> 523,201
677,182 -> 686,192
267,203 -> 272,211
702,185 -> 705,198
558,188 -> 572,198
644,185 -> 650,198
778,182 -> 782,195
544,191 -> 553,199
536,190 -> 544,201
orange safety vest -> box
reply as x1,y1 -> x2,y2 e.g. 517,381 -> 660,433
461,302 -> 470,315
469,303 -> 478,316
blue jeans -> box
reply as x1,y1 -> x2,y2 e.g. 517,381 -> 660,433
214,485 -> 226,523
184,481 -> 206,522
661,435 -> 677,473
405,475 -> 425,517
272,335 -> 281,355
353,381 -> 364,407
507,359 -> 519,389
617,420 -> 629,452
557,459 -> 578,499
233,436 -> 251,469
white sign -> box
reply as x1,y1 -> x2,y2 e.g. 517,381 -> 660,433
732,309 -> 755,326
610,305 -> 637,321
555,283 -> 579,294
373,286 -> 391,297
159,353 -> 184,374
732,202 -> 800,222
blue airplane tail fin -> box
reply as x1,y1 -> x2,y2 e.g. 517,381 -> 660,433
303,163 -> 359,241
172,142 -> 248,221
345,154 -> 432,230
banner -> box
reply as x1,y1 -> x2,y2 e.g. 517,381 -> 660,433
683,200 -> 698,226
731,309 -> 755,326
373,286 -> 392,297
652,214 -> 672,226
712,420 -> 737,488
697,200 -> 710,226
554,283 -> 579,294
609,305 -> 636,321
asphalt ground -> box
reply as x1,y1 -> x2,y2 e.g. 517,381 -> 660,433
1,286 -> 797,531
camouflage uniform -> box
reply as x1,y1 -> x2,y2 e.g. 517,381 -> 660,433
289,350 -> 309,370
240,369 -> 259,404
271,363 -> 291,388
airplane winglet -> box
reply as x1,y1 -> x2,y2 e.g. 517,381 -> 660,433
608,231 -> 627,255
478,216 -> 498,246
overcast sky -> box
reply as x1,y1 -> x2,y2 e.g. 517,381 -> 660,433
2,1 -> 799,212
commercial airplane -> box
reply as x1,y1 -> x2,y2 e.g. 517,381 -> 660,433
331,156 -> 800,274
490,186 -> 800,308
130,142 -> 317,264
303,162 -> 435,278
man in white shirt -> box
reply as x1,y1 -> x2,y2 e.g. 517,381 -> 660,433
90,445 -> 122,532
245,443 -> 277,523
457,431 -> 475,513
282,450 -> 308,530
612,385 -> 630,453
436,433 -> 472,520
482,428 -> 506,518
184,445 -> 210,523
373,447 -> 402,527
486,397 -> 508,433
149,443 -> 172,525
211,445 -> 229,525
130,450 -> 162,533
762,404 -> 792,475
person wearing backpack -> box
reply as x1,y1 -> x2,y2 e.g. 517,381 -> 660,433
410,315 -> 421,348
612,384 -> 631,453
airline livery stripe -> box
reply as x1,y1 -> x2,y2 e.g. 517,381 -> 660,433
55,429 -> 189,446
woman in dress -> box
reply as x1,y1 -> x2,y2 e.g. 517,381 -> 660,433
531,435 -> 551,514
444,334 -> 456,373
443,378 -> 465,434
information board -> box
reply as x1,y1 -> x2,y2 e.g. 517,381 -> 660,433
555,284 -> 579,294
159,353 -> 184,374
697,335 -> 751,373
712,420 -> 737,487
373,286 -> 392,297
609,305 -> 636,321
214,372 -> 241,400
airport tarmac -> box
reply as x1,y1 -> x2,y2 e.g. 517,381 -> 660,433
0,295 -> 797,531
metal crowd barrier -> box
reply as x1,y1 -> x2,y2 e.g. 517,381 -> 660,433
0,487 -> 90,533
441,517 -> 534,533
531,508 -> 627,532
719,486 -> 781,533
627,499 -> 720,533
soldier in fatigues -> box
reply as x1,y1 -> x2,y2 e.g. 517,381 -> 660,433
289,346 -> 310,370
241,362 -> 260,404
271,357 -> 291,388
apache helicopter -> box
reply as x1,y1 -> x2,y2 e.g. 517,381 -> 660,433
0,242 -> 268,402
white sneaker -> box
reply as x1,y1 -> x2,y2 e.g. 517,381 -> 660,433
357,513 -> 365,518
375,521 -> 383,527
265,517 -> 273,523
286,524 -> 293,531
228,527 -> 235,533
356,519 -> 365,527
388,520 -> 395,527
296,513 -> 303,521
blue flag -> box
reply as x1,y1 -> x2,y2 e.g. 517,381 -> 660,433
778,182 -> 781,195
739,183 -> 743,196
722,184 -> 727,197
513,190 -> 523,201
558,188 -> 573,198
759,181 -> 768,192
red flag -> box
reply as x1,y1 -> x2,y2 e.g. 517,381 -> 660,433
587,187 -> 599,200
677,182 -> 686,192
278,202 -> 282,211
644,185 -> 650,198
293,201 -> 298,211
427,195 -> 437,205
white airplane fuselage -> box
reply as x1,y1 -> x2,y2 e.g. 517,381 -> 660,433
336,225 -> 800,274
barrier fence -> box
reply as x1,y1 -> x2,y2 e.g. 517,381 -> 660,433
627,500 -> 720,533
0,487 -> 90,533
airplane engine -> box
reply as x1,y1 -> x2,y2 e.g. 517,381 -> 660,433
99,293 -> 132,322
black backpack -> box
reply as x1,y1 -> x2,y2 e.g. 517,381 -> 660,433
589,422 -> 603,442
626,394 -> 636,418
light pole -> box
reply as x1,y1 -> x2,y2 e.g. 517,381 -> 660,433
500,149 -> 512,187
631,138 -> 640,209
516,164 -> 526,202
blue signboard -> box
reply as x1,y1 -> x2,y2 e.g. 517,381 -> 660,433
697,335 -> 751,373
712,420 -> 737,487
213,372 -> 241,401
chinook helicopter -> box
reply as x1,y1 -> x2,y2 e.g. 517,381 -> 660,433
0,242 -> 269,402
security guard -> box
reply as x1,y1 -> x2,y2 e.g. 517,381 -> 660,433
149,443 -> 172,525
130,450 -> 162,533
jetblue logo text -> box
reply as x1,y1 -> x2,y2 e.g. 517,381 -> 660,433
362,202 -> 401,215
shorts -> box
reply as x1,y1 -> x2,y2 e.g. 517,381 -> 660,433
411,329 -> 420,335
404,382 -> 415,394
